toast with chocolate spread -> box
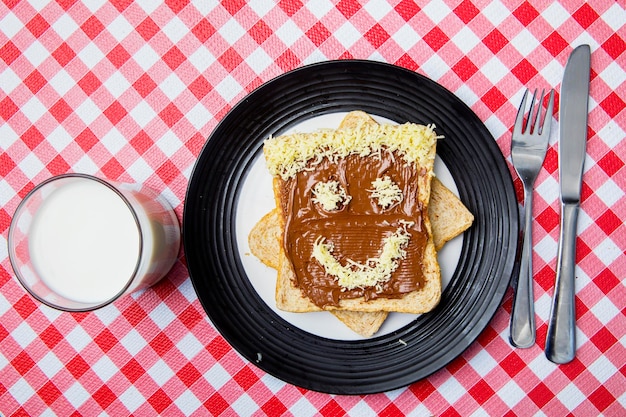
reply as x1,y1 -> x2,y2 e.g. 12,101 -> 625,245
250,111 -> 474,336
264,113 -> 441,314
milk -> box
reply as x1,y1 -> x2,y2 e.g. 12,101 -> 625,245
29,179 -> 141,304
10,174 -> 181,310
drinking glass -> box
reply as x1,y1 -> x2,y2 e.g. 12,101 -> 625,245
8,174 -> 181,311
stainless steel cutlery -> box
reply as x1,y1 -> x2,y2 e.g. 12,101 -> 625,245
509,45 -> 591,363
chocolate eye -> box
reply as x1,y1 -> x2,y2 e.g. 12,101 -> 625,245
311,181 -> 351,211
368,176 -> 403,208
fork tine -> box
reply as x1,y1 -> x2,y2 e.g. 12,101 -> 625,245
514,89 -> 529,134
543,89 -> 555,136
532,89 -> 546,134
526,89 -> 539,134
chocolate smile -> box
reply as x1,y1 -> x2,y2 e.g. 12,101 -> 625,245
312,224 -> 413,291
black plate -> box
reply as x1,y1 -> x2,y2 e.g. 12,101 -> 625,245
183,60 -> 519,394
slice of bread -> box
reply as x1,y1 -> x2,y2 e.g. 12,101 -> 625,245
248,209 -> 282,270
429,177 -> 475,250
265,113 -> 440,314
249,111 -> 473,336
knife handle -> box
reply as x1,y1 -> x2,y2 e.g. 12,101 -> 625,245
545,202 -> 578,364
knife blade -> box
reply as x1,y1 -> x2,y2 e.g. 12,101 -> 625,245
545,44 -> 591,364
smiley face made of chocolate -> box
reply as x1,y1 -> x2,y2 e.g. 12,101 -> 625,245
264,116 -> 443,315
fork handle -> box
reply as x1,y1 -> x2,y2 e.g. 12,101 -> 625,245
545,202 -> 578,363
510,185 -> 536,348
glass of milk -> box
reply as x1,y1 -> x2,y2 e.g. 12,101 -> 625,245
8,174 -> 181,311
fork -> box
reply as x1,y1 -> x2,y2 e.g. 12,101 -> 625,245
509,88 -> 555,348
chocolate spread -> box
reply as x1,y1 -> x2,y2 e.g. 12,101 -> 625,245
279,151 -> 429,308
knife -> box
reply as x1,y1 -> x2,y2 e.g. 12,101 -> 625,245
545,45 -> 591,364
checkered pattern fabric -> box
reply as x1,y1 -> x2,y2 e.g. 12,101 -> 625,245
1,1 -> 625,415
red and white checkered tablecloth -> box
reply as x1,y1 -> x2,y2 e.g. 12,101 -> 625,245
1,1 -> 625,415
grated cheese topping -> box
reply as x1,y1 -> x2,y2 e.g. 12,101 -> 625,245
264,122 -> 439,180
312,224 -> 413,291
311,180 -> 351,211
369,176 -> 402,209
